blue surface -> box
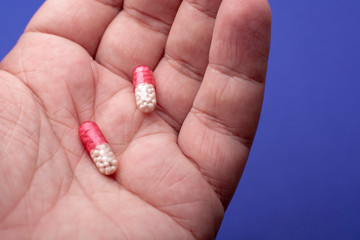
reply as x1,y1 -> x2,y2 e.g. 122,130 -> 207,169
1,1 -> 359,239
218,1 -> 360,239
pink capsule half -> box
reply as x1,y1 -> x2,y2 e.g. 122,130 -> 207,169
133,65 -> 157,113
79,121 -> 117,175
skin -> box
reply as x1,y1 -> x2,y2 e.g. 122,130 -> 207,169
0,0 -> 271,239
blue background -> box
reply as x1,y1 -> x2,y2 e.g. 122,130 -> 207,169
1,1 -> 359,239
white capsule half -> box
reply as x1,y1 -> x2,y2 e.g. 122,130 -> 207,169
90,143 -> 117,175
135,82 -> 157,113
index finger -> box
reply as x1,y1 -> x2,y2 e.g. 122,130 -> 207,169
178,0 -> 271,207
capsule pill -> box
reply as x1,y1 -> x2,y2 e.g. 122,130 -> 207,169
78,121 -> 117,175
133,65 -> 157,113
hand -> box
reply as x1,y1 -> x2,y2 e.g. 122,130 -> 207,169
0,0 -> 271,239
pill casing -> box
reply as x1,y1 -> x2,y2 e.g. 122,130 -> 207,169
133,65 -> 157,113
78,121 -> 118,175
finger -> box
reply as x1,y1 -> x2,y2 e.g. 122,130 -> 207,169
154,0 -> 222,130
95,0 -> 182,78
178,0 -> 271,206
26,0 -> 123,56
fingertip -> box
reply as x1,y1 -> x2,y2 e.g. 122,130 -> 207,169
210,0 -> 272,82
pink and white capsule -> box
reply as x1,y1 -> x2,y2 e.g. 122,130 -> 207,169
79,121 -> 117,175
133,65 -> 157,113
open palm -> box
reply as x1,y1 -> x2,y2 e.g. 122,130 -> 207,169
0,0 -> 271,239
